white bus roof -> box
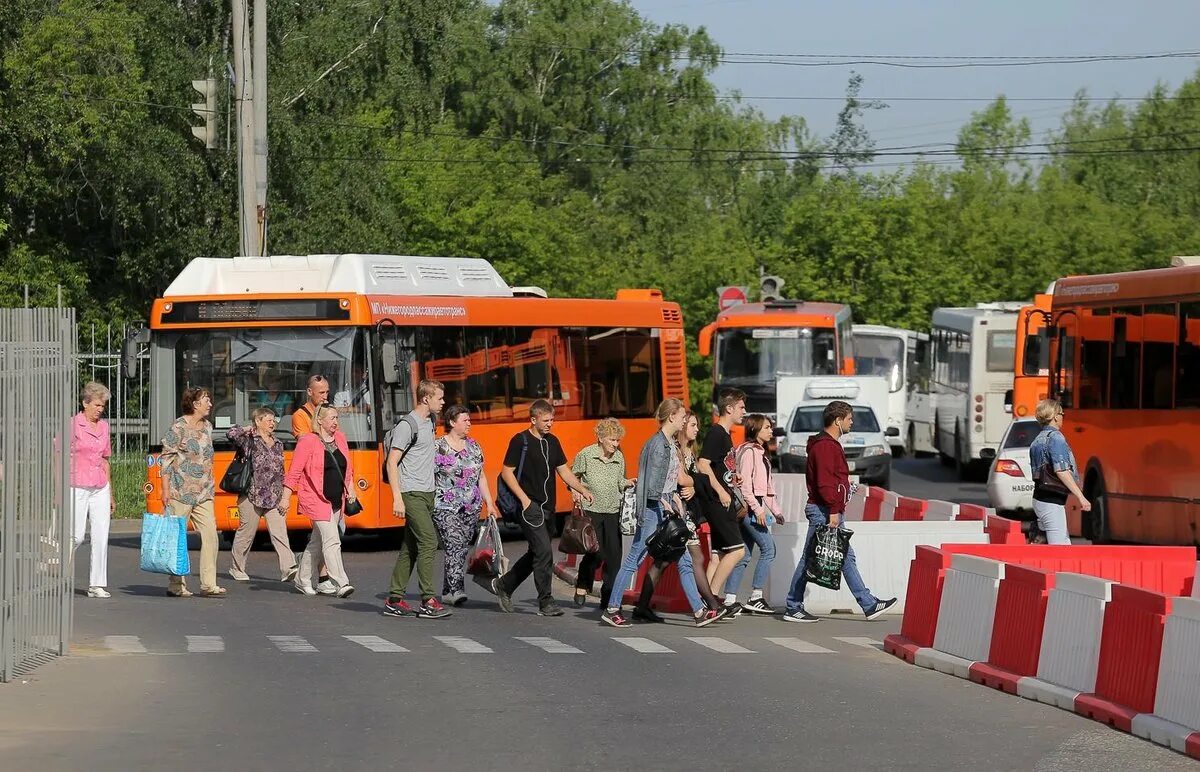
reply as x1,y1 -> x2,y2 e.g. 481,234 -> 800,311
852,323 -> 926,340
163,254 -> 518,298
931,304 -> 1022,334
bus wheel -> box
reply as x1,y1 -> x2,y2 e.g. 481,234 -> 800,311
1088,478 -> 1111,544
954,429 -> 969,481
936,416 -> 953,467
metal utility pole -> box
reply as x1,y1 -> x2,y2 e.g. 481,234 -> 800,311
232,0 -> 260,258
252,0 -> 268,255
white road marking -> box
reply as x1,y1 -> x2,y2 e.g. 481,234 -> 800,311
685,637 -> 755,654
186,635 -> 225,653
104,635 -> 146,654
764,637 -> 836,654
344,635 -> 408,653
611,637 -> 675,654
434,636 -> 493,654
834,636 -> 884,649
268,635 -> 317,652
515,637 -> 584,654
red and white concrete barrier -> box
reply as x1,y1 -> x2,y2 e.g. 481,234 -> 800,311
914,554 -> 1004,677
1017,572 -> 1113,710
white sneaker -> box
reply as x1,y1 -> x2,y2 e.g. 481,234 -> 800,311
87,587 -> 111,598
228,568 -> 250,582
316,579 -> 337,595
444,590 -> 467,607
294,576 -> 317,596
336,584 -> 355,598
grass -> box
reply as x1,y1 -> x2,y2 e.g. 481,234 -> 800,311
111,451 -> 149,519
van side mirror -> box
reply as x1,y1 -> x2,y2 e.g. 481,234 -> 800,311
980,447 -> 997,461
885,427 -> 900,437
380,339 -> 400,385
772,426 -> 787,438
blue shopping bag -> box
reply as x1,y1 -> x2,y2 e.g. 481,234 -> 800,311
139,512 -> 190,576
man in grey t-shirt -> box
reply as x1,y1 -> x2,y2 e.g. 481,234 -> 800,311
383,380 -> 450,619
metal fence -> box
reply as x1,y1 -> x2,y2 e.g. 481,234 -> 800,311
78,323 -> 150,520
0,308 -> 77,682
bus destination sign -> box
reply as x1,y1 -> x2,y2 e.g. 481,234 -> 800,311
160,299 -> 351,324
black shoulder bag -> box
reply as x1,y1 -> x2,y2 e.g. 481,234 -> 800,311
496,432 -> 529,524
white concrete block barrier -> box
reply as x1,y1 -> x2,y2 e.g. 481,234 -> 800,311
915,554 -> 1004,678
767,520 -> 988,615
1016,572 -> 1113,711
923,499 -> 958,521
844,484 -> 868,522
773,473 -> 808,521
879,490 -> 899,521
1131,597 -> 1200,753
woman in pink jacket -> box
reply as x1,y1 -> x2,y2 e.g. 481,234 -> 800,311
725,413 -> 783,615
280,406 -> 357,598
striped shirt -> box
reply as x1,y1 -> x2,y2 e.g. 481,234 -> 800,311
571,443 -> 628,514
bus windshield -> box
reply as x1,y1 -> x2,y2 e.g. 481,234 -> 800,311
715,327 -> 837,387
854,333 -> 905,392
1022,328 -> 1050,376
154,326 -> 372,444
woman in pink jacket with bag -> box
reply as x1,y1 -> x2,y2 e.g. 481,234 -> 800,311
725,413 -> 783,615
280,406 -> 358,598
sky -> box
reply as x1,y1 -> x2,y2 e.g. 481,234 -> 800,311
628,0 -> 1200,167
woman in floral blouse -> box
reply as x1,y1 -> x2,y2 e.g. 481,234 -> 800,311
227,407 -> 296,583
432,405 -> 497,606
159,387 -> 224,598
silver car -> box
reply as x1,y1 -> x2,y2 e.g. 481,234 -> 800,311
985,419 -> 1041,516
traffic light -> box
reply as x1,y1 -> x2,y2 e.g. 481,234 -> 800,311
760,274 -> 785,302
190,78 -> 218,149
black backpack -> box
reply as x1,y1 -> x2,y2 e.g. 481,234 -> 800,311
495,431 -> 528,524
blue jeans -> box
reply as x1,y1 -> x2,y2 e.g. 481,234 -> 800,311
785,503 -> 878,613
605,503 -> 704,614
726,517 -> 776,594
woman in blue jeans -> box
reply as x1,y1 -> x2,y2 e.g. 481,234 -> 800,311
725,414 -> 781,614
602,399 -> 722,629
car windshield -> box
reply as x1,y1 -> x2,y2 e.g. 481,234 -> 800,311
854,333 -> 905,392
715,327 -> 837,387
790,406 -> 880,434
153,326 -> 372,445
1002,420 -> 1041,449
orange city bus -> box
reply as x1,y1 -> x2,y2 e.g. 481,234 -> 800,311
698,300 -> 855,443
1048,258 -> 1200,545
133,254 -> 688,536
1008,289 -> 1054,420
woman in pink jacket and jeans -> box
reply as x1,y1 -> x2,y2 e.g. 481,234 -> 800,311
280,406 -> 357,598
725,413 -> 783,615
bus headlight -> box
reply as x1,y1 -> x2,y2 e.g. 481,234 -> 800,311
862,445 -> 887,458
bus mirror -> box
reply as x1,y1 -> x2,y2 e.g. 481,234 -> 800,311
380,339 -> 400,385
121,327 -> 149,380
885,427 -> 900,437
698,324 -> 715,357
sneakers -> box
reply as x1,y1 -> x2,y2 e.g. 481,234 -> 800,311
722,601 -> 744,619
694,609 -> 722,628
382,598 -> 417,617
228,568 -> 250,582
632,607 -> 665,624
419,598 -> 453,619
573,590 -> 588,608
864,597 -> 898,621
294,576 -> 317,597
744,597 -> 775,615
782,608 -> 819,623
87,587 -> 111,598
537,600 -> 564,617
316,579 -> 337,596
444,590 -> 468,607
601,609 -> 632,628
336,584 -> 355,599
492,578 -> 514,613
282,565 -> 299,583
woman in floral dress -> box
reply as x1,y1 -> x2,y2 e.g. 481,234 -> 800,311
432,405 -> 498,606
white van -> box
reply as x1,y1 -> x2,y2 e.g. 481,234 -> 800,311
775,376 -> 893,488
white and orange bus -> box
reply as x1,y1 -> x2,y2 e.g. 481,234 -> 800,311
697,300 -> 855,442
131,254 -> 689,536
1048,257 -> 1200,546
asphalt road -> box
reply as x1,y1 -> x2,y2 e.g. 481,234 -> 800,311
887,455 -> 991,508
0,489 -> 1189,772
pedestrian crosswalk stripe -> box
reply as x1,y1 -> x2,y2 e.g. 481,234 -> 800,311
685,637 -> 755,654
612,637 -> 674,654
434,635 -> 492,654
344,635 -> 408,653
104,635 -> 146,654
764,637 -> 835,654
515,636 -> 584,654
186,635 -> 225,653
269,635 -> 317,652
833,636 -> 883,649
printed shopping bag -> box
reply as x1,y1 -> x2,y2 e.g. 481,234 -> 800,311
139,512 -> 190,576
803,525 -> 852,591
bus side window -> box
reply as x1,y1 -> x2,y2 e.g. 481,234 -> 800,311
1143,304 -> 1176,410
1078,309 -> 1112,410
1054,326 -> 1077,409
1110,308 -> 1142,410
1178,302 -> 1200,408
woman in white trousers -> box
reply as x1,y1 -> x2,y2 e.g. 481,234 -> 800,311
70,381 -> 115,597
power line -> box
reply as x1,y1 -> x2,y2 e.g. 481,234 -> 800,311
716,94 -> 1200,103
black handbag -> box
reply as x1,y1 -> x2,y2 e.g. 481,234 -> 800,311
323,443 -> 361,515
219,447 -> 252,494
646,513 -> 689,563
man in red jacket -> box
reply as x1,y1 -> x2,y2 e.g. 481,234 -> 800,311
782,400 -> 896,623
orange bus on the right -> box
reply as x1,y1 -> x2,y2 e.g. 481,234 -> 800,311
1049,256 -> 1200,545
